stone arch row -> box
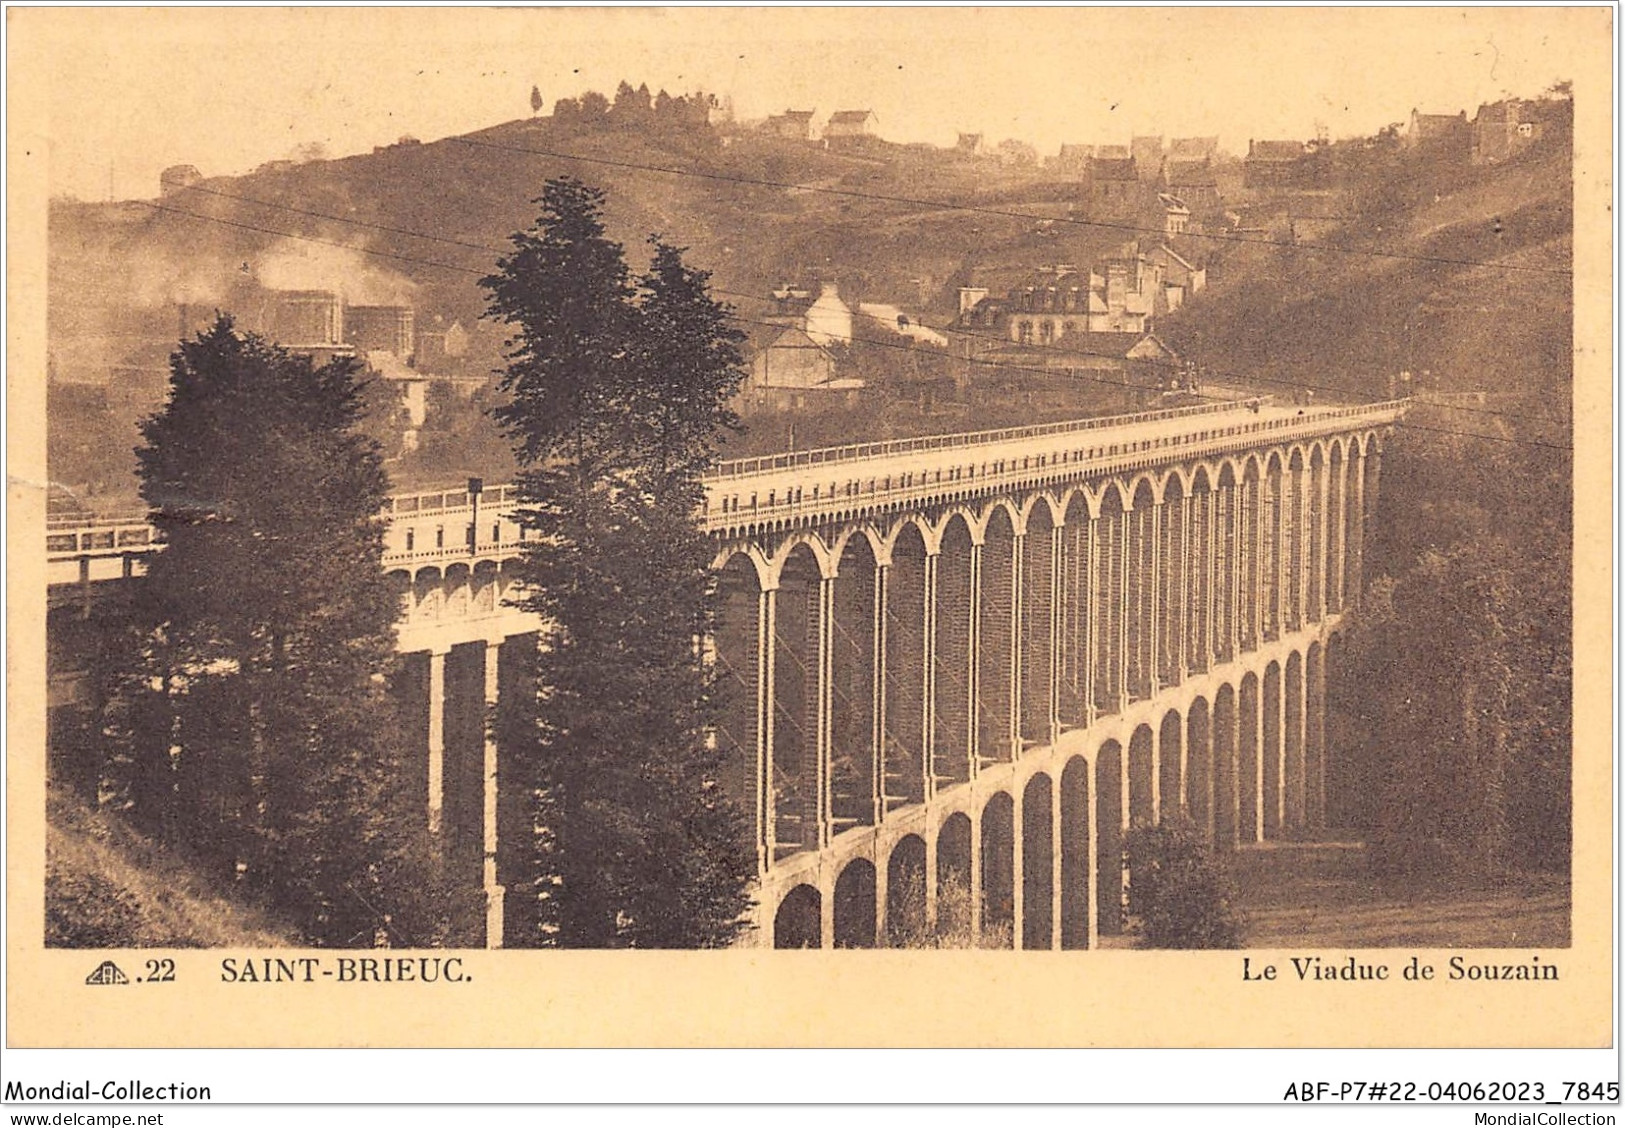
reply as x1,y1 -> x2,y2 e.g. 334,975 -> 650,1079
708,429 -> 1380,552
770,638 -> 1340,949
385,559 -> 526,625
714,436 -> 1378,872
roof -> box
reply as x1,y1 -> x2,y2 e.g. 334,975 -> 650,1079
1473,99 -> 1523,124
1249,140 -> 1307,162
1152,243 -> 1199,272
777,110 -> 816,122
1077,331 -> 1177,359
1090,156 -> 1138,181
1158,193 -> 1190,213
828,110 -> 876,125
1165,159 -> 1216,187
1168,136 -> 1218,159
764,326 -> 834,353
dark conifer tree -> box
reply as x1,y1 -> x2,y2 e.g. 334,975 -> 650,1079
104,317 -> 435,946
482,179 -> 754,947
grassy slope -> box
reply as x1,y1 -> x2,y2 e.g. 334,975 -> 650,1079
46,790 -> 294,948
1161,141 -> 1572,406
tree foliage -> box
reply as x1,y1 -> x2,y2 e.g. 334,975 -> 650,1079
1337,410 -> 1571,879
482,177 -> 754,947
1124,816 -> 1244,948
100,317 -> 439,946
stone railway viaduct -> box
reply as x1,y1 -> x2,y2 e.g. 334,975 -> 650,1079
47,396 -> 1405,949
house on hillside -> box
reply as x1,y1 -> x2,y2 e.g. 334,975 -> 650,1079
1168,136 -> 1219,161
1244,139 -> 1316,189
739,282 -> 862,411
1148,243 -> 1205,310
1406,109 -> 1471,161
955,281 -> 1182,393
1066,330 -> 1182,389
763,109 -> 817,141
1163,158 -> 1221,217
1471,98 -> 1558,165
1086,155 -> 1142,219
825,109 -> 878,145
956,245 -> 1180,350
1131,136 -> 1165,179
1159,193 -> 1191,236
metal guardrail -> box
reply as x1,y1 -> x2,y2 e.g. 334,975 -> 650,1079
708,396 -> 1277,478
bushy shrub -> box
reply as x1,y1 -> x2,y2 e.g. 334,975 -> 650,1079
1125,816 -> 1243,948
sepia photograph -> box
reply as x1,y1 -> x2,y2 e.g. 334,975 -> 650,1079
5,3 -> 1613,1074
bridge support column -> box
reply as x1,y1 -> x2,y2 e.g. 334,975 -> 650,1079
1250,476 -> 1267,650
1175,493 -> 1190,683
427,644 -> 450,840
482,636 -> 505,948
755,587 -> 779,873
1308,644 -> 1328,827
1050,772 -> 1064,950
815,576 -> 836,849
1228,483 -> 1245,662
819,869 -> 836,950
1285,653 -> 1307,834
1215,689 -> 1240,852
871,564 -> 889,825
1202,490 -> 1218,670
1115,507 -> 1131,714
1349,450 -> 1367,611
1313,456 -> 1330,622
1294,461 -> 1311,631
1086,756 -> 1099,950
924,819 -> 939,934
1010,782 -> 1025,950
1047,524 -> 1063,744
1146,499 -> 1163,700
922,552 -> 939,798
1270,466 -> 1287,642
966,545 -> 982,777
1009,531 -> 1026,759
1264,664 -> 1284,839
1331,450 -> 1348,614
1084,518 -> 1100,728
967,804 -> 983,946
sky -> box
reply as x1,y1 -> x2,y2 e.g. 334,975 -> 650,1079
16,6 -> 1603,202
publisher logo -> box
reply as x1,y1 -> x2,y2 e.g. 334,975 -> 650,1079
84,960 -> 128,986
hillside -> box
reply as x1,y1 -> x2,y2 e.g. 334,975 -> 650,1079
46,105 -> 1573,506
46,788 -> 295,947
1160,137 -> 1572,421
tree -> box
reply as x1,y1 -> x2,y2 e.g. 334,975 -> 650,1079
1337,415 -> 1572,881
481,178 -> 754,947
101,317 -> 436,946
1124,816 -> 1244,948
530,85 -> 544,116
